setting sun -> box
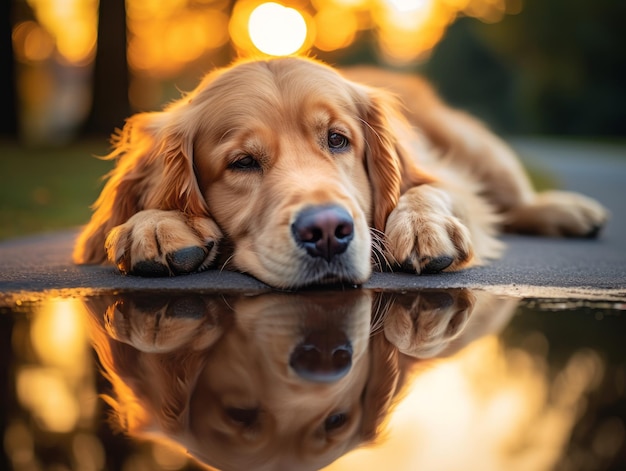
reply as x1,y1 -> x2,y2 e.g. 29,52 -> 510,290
248,2 -> 308,56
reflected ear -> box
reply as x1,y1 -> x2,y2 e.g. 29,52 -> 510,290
360,89 -> 435,232
73,110 -> 209,264
360,332 -> 399,442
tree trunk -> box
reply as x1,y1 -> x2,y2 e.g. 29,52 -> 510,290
83,0 -> 130,136
0,0 -> 18,138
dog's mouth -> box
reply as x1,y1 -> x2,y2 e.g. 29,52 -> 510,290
295,273 -> 362,290
279,256 -> 369,290
263,270 -> 363,291
228,203 -> 372,289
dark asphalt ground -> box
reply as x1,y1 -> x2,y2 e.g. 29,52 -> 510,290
1,138 -> 625,301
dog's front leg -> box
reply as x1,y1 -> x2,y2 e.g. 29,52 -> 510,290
384,185 -> 476,274
105,209 -> 222,276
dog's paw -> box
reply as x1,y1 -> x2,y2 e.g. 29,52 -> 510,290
505,190 -> 609,238
105,294 -> 225,352
383,289 -> 476,358
385,186 -> 474,274
105,209 -> 222,276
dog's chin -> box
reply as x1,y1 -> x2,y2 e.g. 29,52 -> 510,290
294,273 -> 364,290
293,255 -> 373,289
250,262 -> 370,290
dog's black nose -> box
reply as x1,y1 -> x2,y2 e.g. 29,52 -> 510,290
289,331 -> 353,383
292,205 -> 354,261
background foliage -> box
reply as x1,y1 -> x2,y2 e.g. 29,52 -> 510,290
425,0 -> 626,136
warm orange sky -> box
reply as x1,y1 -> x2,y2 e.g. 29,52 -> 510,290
14,0 -> 520,74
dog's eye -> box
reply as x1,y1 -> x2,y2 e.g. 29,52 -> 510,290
228,155 -> 261,171
225,407 -> 259,427
328,132 -> 350,152
324,412 -> 347,431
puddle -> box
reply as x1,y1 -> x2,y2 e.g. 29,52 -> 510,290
0,289 -> 624,471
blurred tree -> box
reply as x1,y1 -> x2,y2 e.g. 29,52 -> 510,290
0,0 -> 18,138
482,0 -> 626,136
425,18 -> 519,134
83,0 -> 130,135
427,0 -> 626,136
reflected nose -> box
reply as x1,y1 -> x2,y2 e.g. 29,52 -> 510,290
291,205 -> 354,262
289,331 -> 353,383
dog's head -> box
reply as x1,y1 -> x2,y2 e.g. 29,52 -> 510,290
91,57 -> 432,288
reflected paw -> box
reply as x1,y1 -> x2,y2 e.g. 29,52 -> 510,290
383,289 -> 476,358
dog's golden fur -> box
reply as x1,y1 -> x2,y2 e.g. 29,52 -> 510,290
73,57 -> 607,288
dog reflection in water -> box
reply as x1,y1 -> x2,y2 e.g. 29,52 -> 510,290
84,289 -> 516,471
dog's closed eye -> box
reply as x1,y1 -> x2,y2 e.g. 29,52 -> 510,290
228,155 -> 262,172
324,412 -> 348,432
225,407 -> 260,428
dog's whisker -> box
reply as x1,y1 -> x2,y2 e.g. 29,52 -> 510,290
370,228 -> 396,272
218,254 -> 236,273
220,294 -> 235,313
356,116 -> 383,147
369,292 -> 394,335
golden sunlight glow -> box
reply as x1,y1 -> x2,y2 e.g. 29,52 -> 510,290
375,0 -> 437,63
20,0 -> 522,77
15,298 -> 96,434
25,0 -> 97,64
12,21 -> 55,63
248,2 -> 308,56
386,0 -> 430,13
314,7 -> 358,51
31,298 -> 89,371
17,367 -> 81,433
127,0 -> 229,76
325,337 -> 602,471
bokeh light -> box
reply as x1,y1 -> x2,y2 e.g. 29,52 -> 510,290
126,1 -> 230,76
314,7 -> 359,52
23,0 -> 98,65
248,2 -> 309,56
12,21 -> 55,63
16,0 -> 522,73
14,298 -> 96,434
12,0 -> 523,140
326,337 -> 605,471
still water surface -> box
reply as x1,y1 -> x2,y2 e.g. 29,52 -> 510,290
1,289 -> 624,471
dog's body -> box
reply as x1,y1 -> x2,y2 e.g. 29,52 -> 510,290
73,57 -> 608,288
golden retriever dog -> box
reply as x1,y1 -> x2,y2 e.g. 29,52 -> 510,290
84,289 -> 516,471
73,57 -> 608,288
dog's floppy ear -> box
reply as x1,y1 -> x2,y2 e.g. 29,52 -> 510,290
73,108 -> 209,264
359,88 -> 435,232
360,330 -> 400,442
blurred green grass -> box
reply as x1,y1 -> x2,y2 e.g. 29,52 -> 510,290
0,140 -> 557,242
0,140 -> 114,241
